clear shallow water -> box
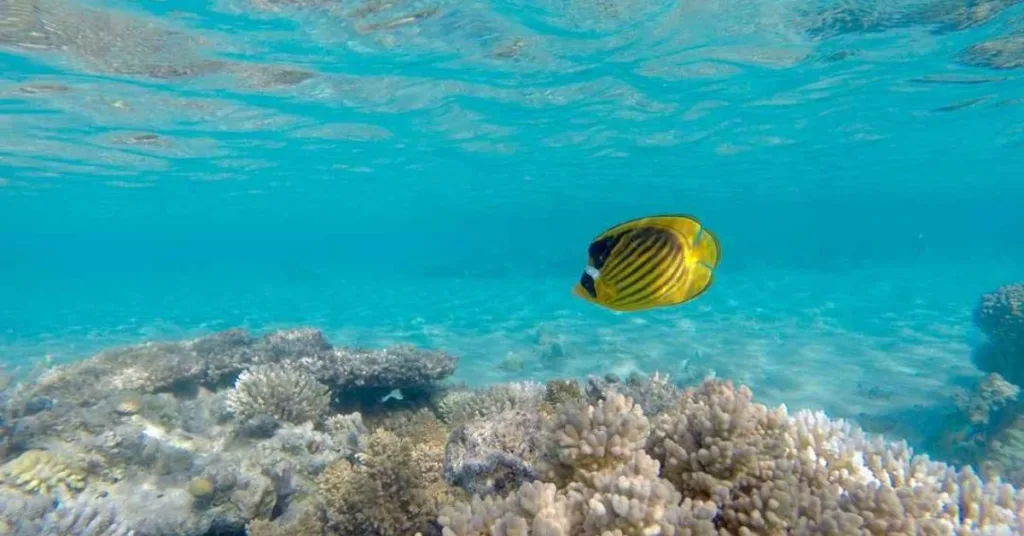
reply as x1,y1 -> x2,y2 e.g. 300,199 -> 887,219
1,0 -> 1024,481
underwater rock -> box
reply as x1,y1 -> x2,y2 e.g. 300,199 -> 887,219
443,409 -> 541,496
0,486 -> 56,535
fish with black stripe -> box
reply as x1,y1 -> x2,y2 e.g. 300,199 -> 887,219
572,214 -> 721,312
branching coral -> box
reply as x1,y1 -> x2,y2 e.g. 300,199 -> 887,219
318,409 -> 452,535
439,392 -> 718,535
440,379 -> 1024,535
537,393 -> 650,483
227,363 -> 330,425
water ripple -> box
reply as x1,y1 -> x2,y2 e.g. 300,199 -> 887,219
0,0 -> 1020,191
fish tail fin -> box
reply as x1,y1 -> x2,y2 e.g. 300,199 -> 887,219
691,227 -> 720,269
675,228 -> 720,302
650,215 -> 719,268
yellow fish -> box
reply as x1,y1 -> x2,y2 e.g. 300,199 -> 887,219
572,214 -> 720,312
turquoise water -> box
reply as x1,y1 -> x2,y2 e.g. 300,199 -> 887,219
2,0 -> 1024,518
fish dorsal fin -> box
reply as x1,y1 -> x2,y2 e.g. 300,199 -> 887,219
593,214 -> 701,241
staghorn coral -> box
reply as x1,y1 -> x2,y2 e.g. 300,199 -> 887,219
440,379 -> 1024,535
227,363 -> 330,425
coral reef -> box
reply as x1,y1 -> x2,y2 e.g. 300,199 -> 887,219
583,371 -> 682,415
0,328 -> 452,536
227,364 -> 330,425
975,283 -> 1024,348
2,327 -> 1024,535
318,409 -> 453,536
954,373 -> 1021,426
444,409 -> 542,496
973,283 -> 1024,386
435,381 -> 545,426
440,380 -> 1024,535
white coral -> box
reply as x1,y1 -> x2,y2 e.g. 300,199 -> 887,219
226,364 -> 330,424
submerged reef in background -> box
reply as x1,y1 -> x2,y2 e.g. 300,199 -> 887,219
934,282 -> 1024,488
0,326 -> 1023,535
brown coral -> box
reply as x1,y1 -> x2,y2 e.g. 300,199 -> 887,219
318,410 -> 454,535
0,449 -> 88,495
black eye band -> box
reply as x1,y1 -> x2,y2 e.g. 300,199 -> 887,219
579,273 -> 597,298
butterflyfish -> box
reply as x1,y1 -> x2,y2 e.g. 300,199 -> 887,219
572,214 -> 720,312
